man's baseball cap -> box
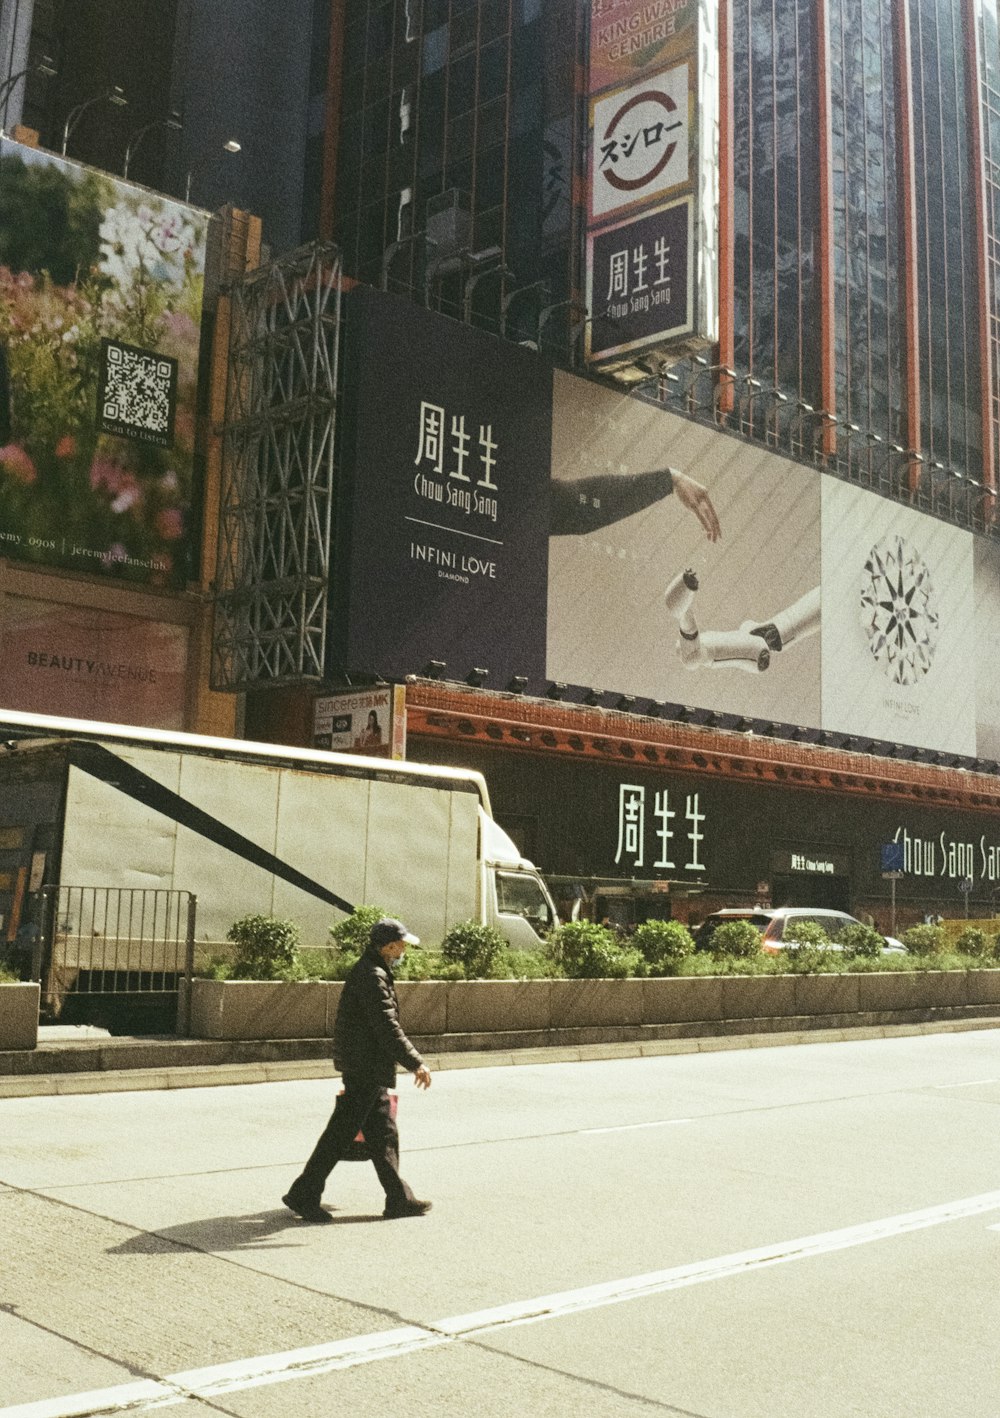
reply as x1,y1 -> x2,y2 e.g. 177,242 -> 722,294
370,917 -> 421,949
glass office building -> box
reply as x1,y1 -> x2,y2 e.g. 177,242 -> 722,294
319,0 -> 1000,497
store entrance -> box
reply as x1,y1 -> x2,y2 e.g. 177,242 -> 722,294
771,874 -> 851,911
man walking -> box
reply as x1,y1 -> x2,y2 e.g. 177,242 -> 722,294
282,917 -> 432,1223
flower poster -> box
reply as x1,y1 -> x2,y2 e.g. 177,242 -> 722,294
0,139 -> 208,587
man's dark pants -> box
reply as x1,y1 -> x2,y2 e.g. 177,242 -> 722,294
288,1076 -> 417,1209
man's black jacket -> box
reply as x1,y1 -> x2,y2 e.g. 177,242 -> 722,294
333,944 -> 424,1086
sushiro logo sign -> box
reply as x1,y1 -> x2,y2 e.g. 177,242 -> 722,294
592,65 -> 689,220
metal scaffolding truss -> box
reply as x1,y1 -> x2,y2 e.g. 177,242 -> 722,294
212,242 -> 342,691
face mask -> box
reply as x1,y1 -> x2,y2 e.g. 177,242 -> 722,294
393,951 -> 406,967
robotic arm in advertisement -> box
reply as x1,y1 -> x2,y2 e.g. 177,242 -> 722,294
665,571 -> 821,673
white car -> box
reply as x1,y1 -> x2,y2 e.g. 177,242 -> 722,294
695,907 -> 904,955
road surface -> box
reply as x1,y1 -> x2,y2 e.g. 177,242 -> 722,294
3,1029 -> 1000,1417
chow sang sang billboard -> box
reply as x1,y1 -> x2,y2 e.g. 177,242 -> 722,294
339,291 -> 1000,764
0,139 -> 208,588
339,289 -> 551,689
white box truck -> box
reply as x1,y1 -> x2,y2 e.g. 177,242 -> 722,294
0,711 -> 558,990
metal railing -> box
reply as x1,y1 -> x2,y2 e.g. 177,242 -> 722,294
37,887 -> 197,1031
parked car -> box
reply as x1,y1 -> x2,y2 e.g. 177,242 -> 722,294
694,907 -> 905,955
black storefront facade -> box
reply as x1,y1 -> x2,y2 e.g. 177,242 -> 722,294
404,683 -> 1000,935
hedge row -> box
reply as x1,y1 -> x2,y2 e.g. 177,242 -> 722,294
200,912 -> 1000,982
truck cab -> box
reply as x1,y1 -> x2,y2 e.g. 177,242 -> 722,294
480,811 -> 558,949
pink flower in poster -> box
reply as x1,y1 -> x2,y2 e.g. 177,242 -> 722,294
90,456 -> 129,494
0,444 -> 37,484
111,480 -> 142,514
55,435 -> 77,458
155,507 -> 184,540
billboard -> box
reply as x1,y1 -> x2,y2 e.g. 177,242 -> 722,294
548,370 -> 822,726
313,685 -> 406,759
0,140 -> 209,588
0,596 -> 189,728
588,0 -> 698,96
340,288 -> 552,689
340,302 -> 1000,764
548,370 -> 992,759
584,0 -> 718,367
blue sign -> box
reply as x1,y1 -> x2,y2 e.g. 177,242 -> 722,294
881,841 -> 905,874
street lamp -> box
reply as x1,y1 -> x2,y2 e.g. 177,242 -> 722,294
0,53 -> 56,132
185,138 -> 241,203
61,85 -> 127,157
123,109 -> 182,179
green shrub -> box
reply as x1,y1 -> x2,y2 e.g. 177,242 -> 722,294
709,920 -> 763,959
0,965 -> 20,984
901,924 -> 946,957
396,949 -> 464,982
782,943 -> 837,974
551,919 -> 643,978
493,948 -> 560,979
225,914 -> 301,980
633,919 -> 694,976
196,953 -> 232,980
781,920 -> 831,948
330,905 -> 388,957
440,920 -> 507,978
838,923 -> 885,960
955,927 -> 990,959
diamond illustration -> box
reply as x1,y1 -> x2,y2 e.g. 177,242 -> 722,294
860,536 -> 938,685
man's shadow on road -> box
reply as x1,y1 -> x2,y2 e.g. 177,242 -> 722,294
106,1207 -> 384,1255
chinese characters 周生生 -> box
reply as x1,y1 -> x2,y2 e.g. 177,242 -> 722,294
414,401 -> 498,490
607,239 -> 671,302
615,784 -> 706,871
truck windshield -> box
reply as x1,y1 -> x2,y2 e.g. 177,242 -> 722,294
496,872 -> 553,937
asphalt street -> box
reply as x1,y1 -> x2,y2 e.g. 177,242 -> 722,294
3,1030 -> 1000,1418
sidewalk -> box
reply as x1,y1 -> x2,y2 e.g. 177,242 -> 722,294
2,1015 -> 999,1097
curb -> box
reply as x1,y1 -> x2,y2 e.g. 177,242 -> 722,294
2,1015 -> 998,1098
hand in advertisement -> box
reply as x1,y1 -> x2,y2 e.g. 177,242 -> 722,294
670,468 -> 721,542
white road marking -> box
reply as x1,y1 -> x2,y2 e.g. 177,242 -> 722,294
580,1118 -> 693,1134
5,1189 -> 1000,1418
932,1079 -> 998,1089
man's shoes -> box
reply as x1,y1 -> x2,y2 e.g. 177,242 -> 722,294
383,1198 -> 432,1219
282,1191 -> 333,1224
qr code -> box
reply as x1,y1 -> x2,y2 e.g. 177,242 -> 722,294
96,337 -> 178,449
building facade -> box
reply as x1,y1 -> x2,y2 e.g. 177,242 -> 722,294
6,0 -> 1000,929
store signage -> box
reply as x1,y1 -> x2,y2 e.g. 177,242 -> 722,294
340,289 -> 551,688
590,67 -> 689,221
771,849 -> 850,878
313,685 -> 406,759
589,0 -> 697,94
892,824 -> 1000,884
587,199 -> 692,361
614,781 -> 707,874
584,0 -> 718,367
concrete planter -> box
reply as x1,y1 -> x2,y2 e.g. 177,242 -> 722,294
721,974 -> 798,1020
183,969 -> 1000,1044
0,982 -> 40,1050
549,978 -> 644,1029
795,973 -> 861,1016
967,969 -> 1000,1006
643,976 -> 723,1024
444,980 -> 551,1034
188,979 -> 341,1040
